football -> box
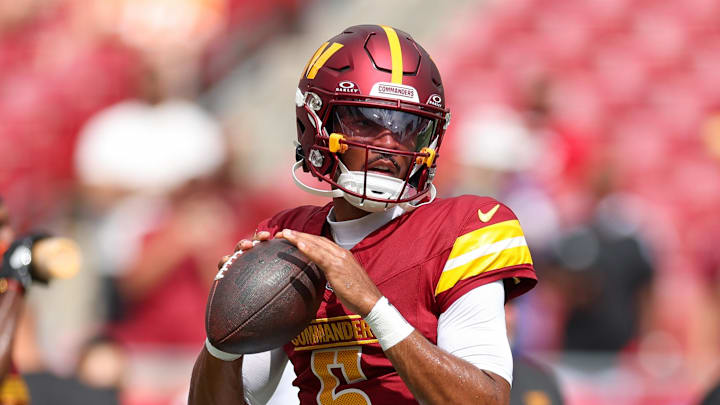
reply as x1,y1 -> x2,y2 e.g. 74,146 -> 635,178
205,239 -> 325,354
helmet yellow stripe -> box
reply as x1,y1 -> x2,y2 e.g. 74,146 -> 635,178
380,25 -> 403,84
307,43 -> 344,79
303,42 -> 329,78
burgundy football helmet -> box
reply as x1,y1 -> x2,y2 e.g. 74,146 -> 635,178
293,25 -> 451,212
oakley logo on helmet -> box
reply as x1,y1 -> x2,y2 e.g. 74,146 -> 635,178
370,82 -> 419,103
427,94 -> 443,107
336,81 -> 360,93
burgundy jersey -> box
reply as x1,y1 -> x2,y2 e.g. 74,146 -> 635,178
256,195 -> 537,405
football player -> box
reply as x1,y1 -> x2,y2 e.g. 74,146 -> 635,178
190,25 -> 537,405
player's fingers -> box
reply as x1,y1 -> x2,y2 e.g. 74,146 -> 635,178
235,232 -> 272,252
295,230 -> 346,256
254,231 -> 271,241
217,255 -> 231,269
281,229 -> 316,255
234,239 -> 254,252
282,229 -> 339,250
281,230 -> 336,268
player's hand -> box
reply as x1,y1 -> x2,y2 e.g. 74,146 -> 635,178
217,231 -> 272,270
278,228 -> 382,317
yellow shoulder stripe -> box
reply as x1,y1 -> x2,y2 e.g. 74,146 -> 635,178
380,25 -> 403,84
435,219 -> 532,295
448,220 -> 525,260
307,42 -> 344,79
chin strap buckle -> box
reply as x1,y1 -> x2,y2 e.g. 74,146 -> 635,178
328,133 -> 348,153
416,147 -> 436,167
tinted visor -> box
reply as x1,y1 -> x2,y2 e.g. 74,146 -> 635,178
331,106 -> 435,152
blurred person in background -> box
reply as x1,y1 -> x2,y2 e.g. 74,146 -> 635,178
538,169 -> 655,357
0,197 -> 84,404
72,66 -> 242,404
106,178 -> 243,347
21,335 -> 124,405
73,59 -> 229,330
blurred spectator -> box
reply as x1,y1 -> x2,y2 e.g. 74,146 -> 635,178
69,68 -> 227,348
23,336 -> 124,405
72,73 -> 237,403
107,179 -> 241,346
74,98 -> 226,196
541,188 -> 654,355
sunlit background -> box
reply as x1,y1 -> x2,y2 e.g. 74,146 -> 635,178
1,0 -> 720,404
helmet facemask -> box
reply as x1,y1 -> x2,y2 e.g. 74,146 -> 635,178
293,97 -> 443,212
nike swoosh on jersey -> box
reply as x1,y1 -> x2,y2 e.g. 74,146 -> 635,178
478,204 -> 500,223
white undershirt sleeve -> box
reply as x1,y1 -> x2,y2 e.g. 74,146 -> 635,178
436,280 -> 513,386
241,347 -> 290,404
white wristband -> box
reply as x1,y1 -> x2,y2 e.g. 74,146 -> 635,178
364,296 -> 415,351
205,338 -> 242,361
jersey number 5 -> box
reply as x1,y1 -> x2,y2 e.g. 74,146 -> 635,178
310,346 -> 372,405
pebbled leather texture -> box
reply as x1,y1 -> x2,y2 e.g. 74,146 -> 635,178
206,239 -> 325,355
